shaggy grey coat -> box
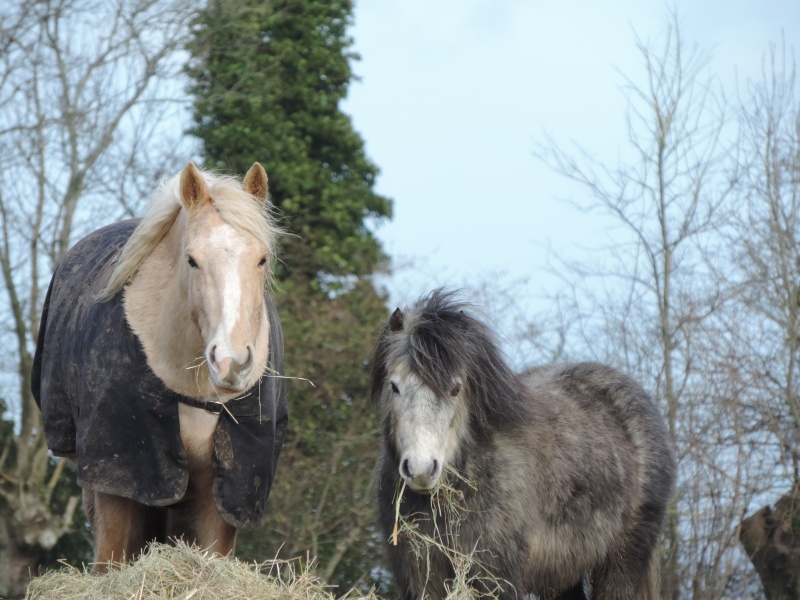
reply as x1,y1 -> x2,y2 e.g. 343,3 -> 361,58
372,290 -> 675,600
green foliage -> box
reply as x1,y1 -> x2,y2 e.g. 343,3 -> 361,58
186,0 -> 393,590
236,278 -> 389,589
186,0 -> 391,280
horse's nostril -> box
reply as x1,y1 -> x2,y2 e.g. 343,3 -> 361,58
430,459 -> 439,478
242,345 -> 254,370
209,345 -> 218,366
401,458 -> 412,479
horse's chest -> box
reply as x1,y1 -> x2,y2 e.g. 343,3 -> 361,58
178,404 -> 219,470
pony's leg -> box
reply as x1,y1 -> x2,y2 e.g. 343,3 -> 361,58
167,467 -> 236,555
552,580 -> 589,600
193,466 -> 236,554
590,523 -> 661,600
87,490 -> 153,571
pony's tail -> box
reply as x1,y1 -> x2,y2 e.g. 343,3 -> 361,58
636,555 -> 661,600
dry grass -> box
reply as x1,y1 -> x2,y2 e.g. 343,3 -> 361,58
393,467 -> 508,599
26,468 -> 505,600
25,541 -> 380,600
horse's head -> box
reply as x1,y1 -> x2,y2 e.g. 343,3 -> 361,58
178,162 -> 273,393
377,306 -> 471,493
386,364 -> 466,493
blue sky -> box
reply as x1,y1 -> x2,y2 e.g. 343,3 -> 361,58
342,1 -> 800,312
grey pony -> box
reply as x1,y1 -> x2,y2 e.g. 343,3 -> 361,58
371,289 -> 676,600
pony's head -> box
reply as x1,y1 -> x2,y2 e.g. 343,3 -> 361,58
371,290 -> 491,492
177,162 -> 274,392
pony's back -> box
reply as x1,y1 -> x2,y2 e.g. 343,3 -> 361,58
373,290 -> 675,600
518,362 -> 675,599
521,361 -> 675,492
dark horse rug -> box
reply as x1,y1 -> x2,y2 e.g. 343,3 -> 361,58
31,219 -> 288,529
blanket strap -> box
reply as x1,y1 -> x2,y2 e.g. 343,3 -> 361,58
176,396 -> 226,414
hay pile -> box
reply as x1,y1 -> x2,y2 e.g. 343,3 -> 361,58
25,541 -> 379,600
26,468 -> 495,600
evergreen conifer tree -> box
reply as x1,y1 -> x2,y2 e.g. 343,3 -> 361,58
187,0 -> 392,589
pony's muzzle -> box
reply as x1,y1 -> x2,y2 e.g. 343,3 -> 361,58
400,455 -> 442,492
208,344 -> 254,391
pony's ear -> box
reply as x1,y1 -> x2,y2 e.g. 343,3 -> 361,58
389,308 -> 404,332
179,162 -> 209,212
243,162 -> 269,203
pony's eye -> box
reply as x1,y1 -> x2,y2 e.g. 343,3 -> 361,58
187,256 -> 199,269
258,256 -> 267,267
390,382 -> 399,394
450,383 -> 462,397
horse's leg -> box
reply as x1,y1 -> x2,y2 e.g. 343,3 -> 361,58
191,466 -> 236,554
590,518 -> 662,600
173,406 -> 234,554
167,467 -> 236,555
87,490 -> 153,571
551,580 -> 589,600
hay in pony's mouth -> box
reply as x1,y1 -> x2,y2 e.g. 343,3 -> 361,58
390,466 -> 511,598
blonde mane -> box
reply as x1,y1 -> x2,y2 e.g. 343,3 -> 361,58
97,169 -> 281,301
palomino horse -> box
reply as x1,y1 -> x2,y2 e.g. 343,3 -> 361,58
32,163 -> 287,569
371,289 -> 676,600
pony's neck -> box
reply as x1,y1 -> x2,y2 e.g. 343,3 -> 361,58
123,212 -> 212,399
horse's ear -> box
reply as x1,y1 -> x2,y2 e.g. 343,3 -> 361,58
389,308 -> 404,332
243,162 -> 269,203
179,162 -> 209,212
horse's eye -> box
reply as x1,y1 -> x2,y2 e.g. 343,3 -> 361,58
450,383 -> 462,397
390,381 -> 399,394
258,256 -> 267,267
187,256 -> 199,269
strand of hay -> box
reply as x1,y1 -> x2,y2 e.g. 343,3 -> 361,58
393,466 -> 509,599
26,540 -> 379,600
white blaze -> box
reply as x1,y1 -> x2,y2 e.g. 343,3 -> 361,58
390,367 -> 458,490
207,223 -> 246,363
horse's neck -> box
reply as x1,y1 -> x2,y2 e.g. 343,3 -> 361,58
123,225 -> 210,399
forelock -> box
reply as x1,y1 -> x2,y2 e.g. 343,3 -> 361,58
396,290 -> 485,398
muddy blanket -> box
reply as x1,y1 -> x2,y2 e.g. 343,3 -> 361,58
31,220 -> 288,529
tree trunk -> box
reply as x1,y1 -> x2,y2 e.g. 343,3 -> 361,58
0,541 -> 41,600
740,481 -> 800,600
0,487 -> 79,598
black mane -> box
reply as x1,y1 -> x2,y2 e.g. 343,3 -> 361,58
370,288 -> 528,426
